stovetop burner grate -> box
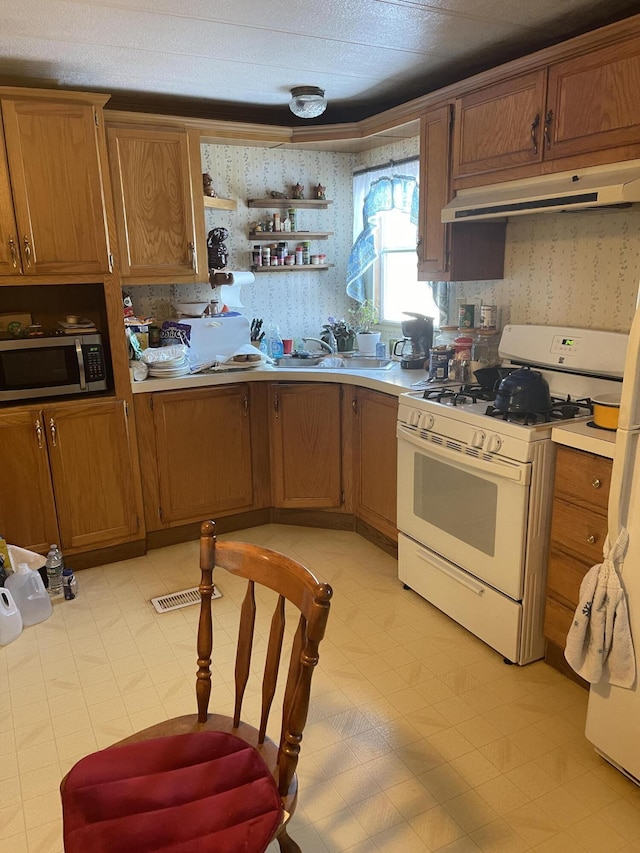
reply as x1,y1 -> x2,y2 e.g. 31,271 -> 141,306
422,384 -> 495,405
485,396 -> 593,424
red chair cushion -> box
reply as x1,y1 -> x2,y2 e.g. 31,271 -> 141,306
62,730 -> 283,853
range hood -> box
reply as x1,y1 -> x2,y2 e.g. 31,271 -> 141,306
441,160 -> 640,222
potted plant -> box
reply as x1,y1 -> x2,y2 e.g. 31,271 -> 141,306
322,317 -> 356,352
349,299 -> 381,356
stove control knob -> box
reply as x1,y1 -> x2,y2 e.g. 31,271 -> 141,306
471,430 -> 486,448
409,410 -> 421,428
420,413 -> 435,431
486,434 -> 502,453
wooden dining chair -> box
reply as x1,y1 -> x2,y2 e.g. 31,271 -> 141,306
60,520 -> 333,853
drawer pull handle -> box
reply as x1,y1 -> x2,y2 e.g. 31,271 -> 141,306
586,534 -> 596,544
592,478 -> 602,489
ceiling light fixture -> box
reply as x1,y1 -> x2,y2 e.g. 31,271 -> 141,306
289,86 -> 327,119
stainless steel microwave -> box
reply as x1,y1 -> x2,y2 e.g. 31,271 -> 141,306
0,334 -> 107,402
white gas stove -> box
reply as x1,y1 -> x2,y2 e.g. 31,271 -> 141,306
396,325 -> 628,665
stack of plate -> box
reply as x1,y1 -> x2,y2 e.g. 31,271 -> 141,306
146,353 -> 191,378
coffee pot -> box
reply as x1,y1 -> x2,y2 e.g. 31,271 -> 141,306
393,313 -> 434,369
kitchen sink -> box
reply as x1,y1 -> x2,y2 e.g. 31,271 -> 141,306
274,356 -> 394,370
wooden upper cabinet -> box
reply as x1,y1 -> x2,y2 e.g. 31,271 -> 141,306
107,125 -> 203,282
453,70 -> 546,179
0,120 -> 19,276
0,96 -> 112,276
418,103 -> 505,282
545,37 -> 640,162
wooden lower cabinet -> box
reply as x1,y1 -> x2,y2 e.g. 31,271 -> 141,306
0,400 -> 141,554
544,445 -> 612,685
136,385 -> 256,527
270,383 -> 342,509
352,388 -> 397,540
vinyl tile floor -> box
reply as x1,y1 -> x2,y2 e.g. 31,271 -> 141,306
2,524 -> 640,853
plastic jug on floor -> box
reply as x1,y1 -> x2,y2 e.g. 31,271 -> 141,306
6,563 -> 52,626
0,587 -> 23,645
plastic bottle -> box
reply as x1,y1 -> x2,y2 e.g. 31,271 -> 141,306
45,545 -> 64,597
62,567 -> 78,601
0,588 -> 22,645
6,563 -> 52,625
266,323 -> 284,360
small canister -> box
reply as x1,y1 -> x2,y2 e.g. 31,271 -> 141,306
480,304 -> 498,330
62,567 -> 78,600
273,212 -> 281,231
288,208 -> 296,231
458,304 -> 475,329
262,246 -> 271,265
252,245 -> 262,266
428,346 -> 454,381
295,247 -> 304,265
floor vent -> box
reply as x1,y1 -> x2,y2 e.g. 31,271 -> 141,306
151,586 -> 222,614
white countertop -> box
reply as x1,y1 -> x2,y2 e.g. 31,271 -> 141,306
552,420 -> 616,459
130,361 -> 424,397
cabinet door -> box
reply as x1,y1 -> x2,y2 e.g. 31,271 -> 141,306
452,70 -> 546,179
417,105 -> 451,278
417,104 -> 506,282
271,383 -> 342,509
353,389 -> 397,539
0,114 -> 20,276
546,37 -> 640,162
153,386 -> 254,524
1,98 -> 111,276
0,409 -> 58,552
107,126 -> 199,280
45,401 -> 140,551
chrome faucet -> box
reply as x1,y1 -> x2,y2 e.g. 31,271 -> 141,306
303,336 -> 336,354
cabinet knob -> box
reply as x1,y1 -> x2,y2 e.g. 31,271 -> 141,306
591,478 -> 601,489
586,534 -> 596,544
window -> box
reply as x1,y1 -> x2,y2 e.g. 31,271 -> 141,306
347,159 -> 440,327
374,208 -> 439,324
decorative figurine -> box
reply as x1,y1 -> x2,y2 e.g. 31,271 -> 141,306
206,227 -> 229,270
291,181 -> 304,200
270,190 -> 287,199
314,182 -> 326,200
202,172 -> 217,197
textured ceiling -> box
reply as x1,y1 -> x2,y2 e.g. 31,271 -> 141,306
1,0 -> 639,124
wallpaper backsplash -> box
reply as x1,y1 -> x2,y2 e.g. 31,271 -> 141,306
455,207 -> 640,333
127,132 -> 640,338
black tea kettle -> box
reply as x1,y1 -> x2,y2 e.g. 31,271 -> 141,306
494,367 -> 552,414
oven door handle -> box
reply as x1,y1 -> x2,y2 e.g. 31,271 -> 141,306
397,424 -> 530,485
415,545 -> 486,595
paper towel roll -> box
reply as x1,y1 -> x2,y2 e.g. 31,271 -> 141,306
219,283 -> 244,308
210,270 -> 255,287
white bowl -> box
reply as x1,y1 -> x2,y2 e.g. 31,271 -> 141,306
172,301 -> 210,317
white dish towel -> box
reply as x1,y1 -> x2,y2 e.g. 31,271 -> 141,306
564,528 -> 636,688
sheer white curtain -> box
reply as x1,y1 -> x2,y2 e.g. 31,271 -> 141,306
347,160 -> 419,302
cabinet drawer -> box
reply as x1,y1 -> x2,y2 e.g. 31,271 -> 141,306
554,446 -> 611,512
547,547 -> 592,609
544,596 -> 576,649
550,498 -> 608,563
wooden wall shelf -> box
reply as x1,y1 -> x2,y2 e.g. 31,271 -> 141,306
247,198 -> 332,209
249,231 -> 332,240
252,264 -> 333,272
204,196 -> 237,210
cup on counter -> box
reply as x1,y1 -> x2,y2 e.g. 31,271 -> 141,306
282,338 -> 293,354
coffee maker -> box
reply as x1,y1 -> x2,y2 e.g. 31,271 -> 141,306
393,313 -> 434,369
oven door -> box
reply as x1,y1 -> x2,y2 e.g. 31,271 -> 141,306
397,424 -> 531,600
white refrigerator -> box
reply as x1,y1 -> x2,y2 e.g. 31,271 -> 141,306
585,290 -> 640,783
